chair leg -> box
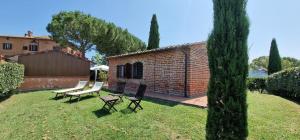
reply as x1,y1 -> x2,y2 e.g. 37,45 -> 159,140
137,101 -> 143,110
132,101 -> 139,111
132,102 -> 138,112
69,96 -> 72,102
119,96 -> 123,102
102,102 -> 108,110
107,101 -> 118,111
101,100 -> 117,112
77,95 -> 81,102
128,101 -> 133,108
132,100 -> 142,111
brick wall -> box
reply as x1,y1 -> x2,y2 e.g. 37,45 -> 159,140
108,53 -> 156,96
188,45 -> 210,96
19,76 -> 89,91
108,43 -> 209,97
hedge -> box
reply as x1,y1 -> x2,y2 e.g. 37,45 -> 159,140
266,67 -> 300,99
0,63 -> 24,95
247,78 -> 266,93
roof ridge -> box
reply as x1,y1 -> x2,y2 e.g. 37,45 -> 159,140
7,50 -> 90,62
108,41 -> 206,59
0,35 -> 52,40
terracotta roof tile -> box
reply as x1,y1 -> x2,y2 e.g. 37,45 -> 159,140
108,41 -> 206,59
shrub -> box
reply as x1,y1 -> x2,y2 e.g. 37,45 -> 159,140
98,71 -> 108,82
266,67 -> 300,99
0,63 -> 24,96
247,78 -> 266,93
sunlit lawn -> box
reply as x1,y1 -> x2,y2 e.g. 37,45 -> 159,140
0,90 -> 299,140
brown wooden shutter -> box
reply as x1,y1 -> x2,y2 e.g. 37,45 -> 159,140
116,65 -> 120,78
136,62 -> 143,79
125,63 -> 132,79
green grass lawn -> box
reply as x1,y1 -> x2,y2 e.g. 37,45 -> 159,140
0,91 -> 299,140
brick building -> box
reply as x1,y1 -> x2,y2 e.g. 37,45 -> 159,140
0,31 -> 81,57
108,42 -> 210,97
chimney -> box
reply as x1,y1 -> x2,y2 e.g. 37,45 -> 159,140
25,31 -> 33,37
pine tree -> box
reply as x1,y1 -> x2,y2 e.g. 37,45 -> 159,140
147,14 -> 160,50
268,39 -> 282,75
206,0 -> 249,139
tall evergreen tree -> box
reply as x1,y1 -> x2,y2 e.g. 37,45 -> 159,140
147,14 -> 160,50
206,0 -> 249,139
268,39 -> 282,75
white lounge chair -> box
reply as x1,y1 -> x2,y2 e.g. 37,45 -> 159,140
66,82 -> 103,102
53,81 -> 88,98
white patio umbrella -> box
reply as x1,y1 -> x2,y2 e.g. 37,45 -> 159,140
90,65 -> 109,81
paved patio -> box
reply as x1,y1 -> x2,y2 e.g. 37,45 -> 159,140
145,93 -> 207,108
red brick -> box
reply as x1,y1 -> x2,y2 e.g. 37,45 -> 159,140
108,42 -> 210,97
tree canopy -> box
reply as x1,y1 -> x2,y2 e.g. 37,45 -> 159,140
47,11 -> 100,57
206,0 -> 249,139
250,56 -> 299,71
282,57 -> 300,69
94,23 -> 146,57
91,52 -> 107,65
250,56 -> 269,71
47,11 -> 146,58
268,39 -> 282,75
147,14 -> 160,50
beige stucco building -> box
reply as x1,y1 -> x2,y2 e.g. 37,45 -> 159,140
0,31 -> 81,57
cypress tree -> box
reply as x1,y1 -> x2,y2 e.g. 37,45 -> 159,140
147,14 -> 160,50
268,39 -> 282,75
206,0 -> 249,139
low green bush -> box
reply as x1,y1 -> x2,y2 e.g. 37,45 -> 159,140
247,78 -> 266,93
266,67 -> 300,99
98,71 -> 108,82
0,63 -> 24,96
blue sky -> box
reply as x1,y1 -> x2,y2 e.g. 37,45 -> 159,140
0,0 -> 299,61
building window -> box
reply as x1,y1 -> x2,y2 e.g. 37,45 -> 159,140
133,62 -> 143,79
117,65 -> 125,78
125,63 -> 132,79
29,44 -> 38,51
3,43 -> 12,50
23,46 -> 28,50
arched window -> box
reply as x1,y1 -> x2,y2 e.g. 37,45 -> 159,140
133,62 -> 143,79
125,63 -> 132,79
29,41 -> 38,51
116,65 -> 125,78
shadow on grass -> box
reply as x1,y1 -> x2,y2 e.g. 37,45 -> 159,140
261,92 -> 300,105
119,108 -> 136,114
143,97 -> 180,107
281,96 -> 300,105
0,94 -> 12,102
92,109 -> 112,118
63,95 -> 95,104
49,96 -> 65,100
